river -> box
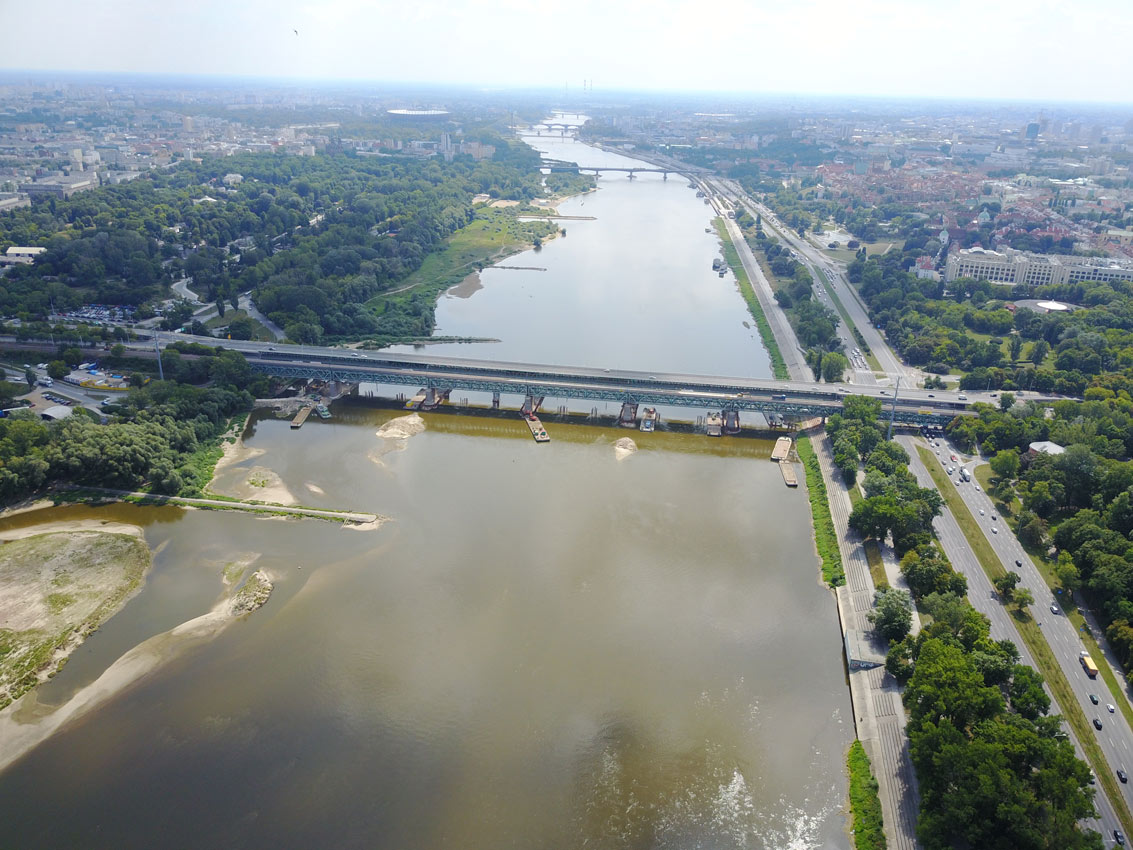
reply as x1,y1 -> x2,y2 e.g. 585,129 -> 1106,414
0,116 -> 853,849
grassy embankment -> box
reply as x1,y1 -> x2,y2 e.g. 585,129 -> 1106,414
0,532 -> 150,709
974,463 -> 1133,740
364,207 -> 558,341
847,740 -> 887,850
713,218 -> 789,380
917,445 -> 1133,838
797,435 -> 845,587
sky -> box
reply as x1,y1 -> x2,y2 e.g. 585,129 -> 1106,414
2,0 -> 1131,103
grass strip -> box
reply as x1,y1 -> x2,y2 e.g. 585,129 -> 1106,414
847,740 -> 887,850
714,218 -> 788,380
798,435 -> 845,587
917,445 -> 1133,838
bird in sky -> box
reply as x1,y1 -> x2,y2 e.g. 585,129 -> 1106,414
293,29 -> 299,36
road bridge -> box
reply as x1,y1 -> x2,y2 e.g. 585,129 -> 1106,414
542,159 -> 709,180
158,335 -> 971,425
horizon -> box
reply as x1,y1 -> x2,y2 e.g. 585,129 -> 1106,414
3,0 -> 1132,106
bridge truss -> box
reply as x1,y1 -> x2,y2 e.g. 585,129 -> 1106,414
249,361 -> 957,426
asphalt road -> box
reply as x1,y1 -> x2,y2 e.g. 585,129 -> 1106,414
946,447 -> 1133,808
903,436 -> 1126,843
714,179 -> 911,383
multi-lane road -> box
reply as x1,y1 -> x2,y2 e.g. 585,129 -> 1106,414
906,437 -> 1131,843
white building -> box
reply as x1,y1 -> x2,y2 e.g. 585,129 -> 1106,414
945,247 -> 1133,286
0,246 -> 46,266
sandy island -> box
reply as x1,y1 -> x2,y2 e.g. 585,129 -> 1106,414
0,569 -> 274,773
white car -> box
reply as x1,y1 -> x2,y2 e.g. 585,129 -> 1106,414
947,468 -> 954,475
974,484 -> 981,492
1109,704 -> 1116,714
991,527 -> 999,534
979,509 -> 985,516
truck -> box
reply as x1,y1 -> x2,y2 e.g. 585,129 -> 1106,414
1081,654 -> 1099,679
36,376 -> 53,387
959,468 -> 971,482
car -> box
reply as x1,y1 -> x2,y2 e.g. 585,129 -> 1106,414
266,346 -> 275,351
950,454 -> 958,462
974,484 -> 981,491
1109,704 -> 1116,714
991,527 -> 998,534
991,514 -> 998,521
351,352 -> 361,357
1115,828 -> 1125,846
1094,718 -> 1103,730
1088,770 -> 1096,785
1050,604 -> 1059,615
927,393 -> 935,398
1120,769 -> 1129,783
1016,559 -> 1023,568
958,394 -> 968,400
947,468 -> 954,475
979,509 -> 985,516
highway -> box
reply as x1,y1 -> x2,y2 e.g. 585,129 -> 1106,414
946,450 -> 1133,805
904,437 -> 1128,843
146,331 -> 1040,418
711,178 -> 912,383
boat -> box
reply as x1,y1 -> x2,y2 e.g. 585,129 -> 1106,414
315,403 -> 331,420
639,407 -> 657,432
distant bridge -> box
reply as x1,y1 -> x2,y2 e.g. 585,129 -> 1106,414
542,159 -> 709,180
159,335 -> 968,426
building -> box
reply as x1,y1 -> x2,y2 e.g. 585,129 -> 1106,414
1028,440 -> 1065,457
945,247 -> 1133,286
18,174 -> 98,198
0,246 -> 46,266
0,193 -> 31,212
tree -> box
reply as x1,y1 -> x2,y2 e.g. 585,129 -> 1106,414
994,571 -> 1021,599
820,351 -> 848,382
1013,586 -> 1034,612
870,587 -> 914,642
1008,334 -> 1024,363
24,368 -> 34,389
47,360 -> 68,380
998,392 -> 1016,412
990,449 -> 1020,481
1029,339 -> 1050,365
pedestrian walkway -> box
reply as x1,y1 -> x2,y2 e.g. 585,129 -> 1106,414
811,433 -> 921,850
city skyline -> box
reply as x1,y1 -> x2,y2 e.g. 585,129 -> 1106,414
2,0 -> 1132,104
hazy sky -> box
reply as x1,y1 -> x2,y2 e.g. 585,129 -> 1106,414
2,0 -> 1131,103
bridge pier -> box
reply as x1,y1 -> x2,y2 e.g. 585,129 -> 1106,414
492,391 -> 500,410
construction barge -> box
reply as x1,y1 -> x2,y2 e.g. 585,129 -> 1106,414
290,405 -> 313,429
522,412 -> 550,442
771,436 -> 793,462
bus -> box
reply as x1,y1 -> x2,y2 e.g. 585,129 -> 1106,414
1081,654 -> 1099,678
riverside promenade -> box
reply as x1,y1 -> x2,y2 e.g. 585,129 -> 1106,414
809,432 -> 920,850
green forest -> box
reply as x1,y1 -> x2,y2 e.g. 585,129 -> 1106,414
0,135 -> 565,345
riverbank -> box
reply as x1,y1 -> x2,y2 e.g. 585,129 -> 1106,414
0,529 -> 150,710
714,217 -> 789,380
0,568 -> 275,773
363,206 -> 561,344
